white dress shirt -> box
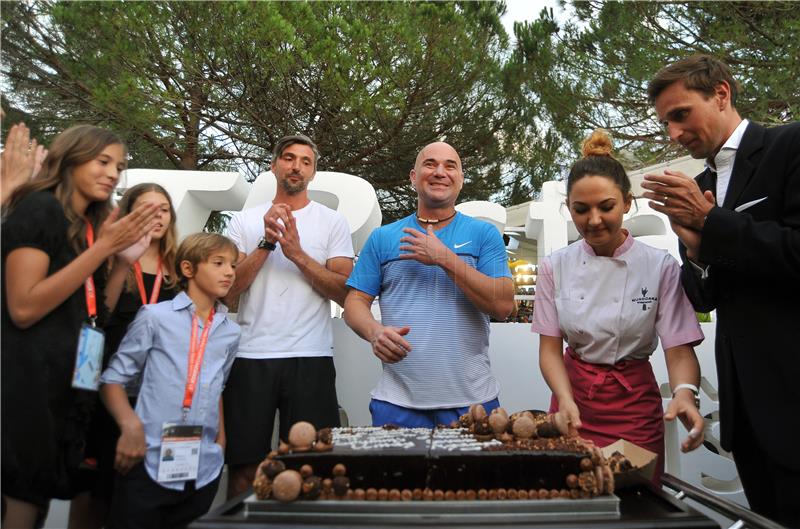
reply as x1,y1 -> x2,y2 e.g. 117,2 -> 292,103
707,119 -> 749,206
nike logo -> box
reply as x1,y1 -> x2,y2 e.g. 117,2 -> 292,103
454,241 -> 471,249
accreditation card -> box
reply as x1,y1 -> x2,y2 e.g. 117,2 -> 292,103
157,423 -> 203,483
71,323 -> 105,391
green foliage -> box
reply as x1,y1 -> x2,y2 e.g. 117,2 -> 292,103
2,0 -> 517,222
508,1 -> 800,175
4,1 -> 797,221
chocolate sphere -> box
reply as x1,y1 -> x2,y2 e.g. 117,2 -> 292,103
272,470 -> 302,502
489,413 -> 509,434
470,403 -> 488,421
512,416 -> 536,439
288,421 -> 317,451
263,459 -> 285,479
332,476 -> 350,497
299,464 -> 314,478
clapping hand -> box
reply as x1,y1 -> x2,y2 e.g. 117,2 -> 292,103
641,170 -> 714,230
1,122 -> 48,204
116,233 -> 152,265
96,202 -> 160,256
266,206 -> 305,262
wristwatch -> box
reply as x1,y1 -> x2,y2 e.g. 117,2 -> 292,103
257,237 -> 277,251
672,383 -> 701,409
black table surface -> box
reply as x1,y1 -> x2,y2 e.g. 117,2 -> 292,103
191,481 -> 720,529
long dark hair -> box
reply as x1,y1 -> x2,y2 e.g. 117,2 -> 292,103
6,125 -> 126,253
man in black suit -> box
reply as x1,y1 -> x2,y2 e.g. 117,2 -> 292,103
641,54 -> 800,527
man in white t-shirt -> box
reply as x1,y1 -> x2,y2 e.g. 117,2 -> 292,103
222,135 -> 354,498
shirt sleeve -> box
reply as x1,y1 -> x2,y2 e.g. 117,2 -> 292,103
530,257 -> 562,338
2,192 -> 67,257
100,305 -> 155,385
345,228 -> 382,297
656,256 -> 705,350
476,224 -> 512,278
327,213 -> 355,260
221,329 -> 241,385
225,210 -> 248,254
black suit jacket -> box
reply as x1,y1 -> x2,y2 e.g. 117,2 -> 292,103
679,121 -> 800,467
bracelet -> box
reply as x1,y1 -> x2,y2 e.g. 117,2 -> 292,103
672,383 -> 699,396
672,383 -> 700,409
257,237 -> 277,251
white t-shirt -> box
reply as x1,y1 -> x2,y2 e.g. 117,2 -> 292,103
226,200 -> 354,359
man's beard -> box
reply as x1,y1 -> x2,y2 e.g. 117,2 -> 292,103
280,175 -> 308,195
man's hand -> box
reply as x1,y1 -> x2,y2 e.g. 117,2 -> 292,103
669,220 -> 703,263
262,203 -> 292,245
370,325 -> 411,364
115,416 -> 146,475
664,391 -> 705,453
399,225 -> 452,266
266,208 -> 306,263
641,170 -> 714,230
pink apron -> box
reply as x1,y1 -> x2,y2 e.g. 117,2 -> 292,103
549,347 -> 665,483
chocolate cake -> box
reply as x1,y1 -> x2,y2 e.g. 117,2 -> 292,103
253,406 -> 615,502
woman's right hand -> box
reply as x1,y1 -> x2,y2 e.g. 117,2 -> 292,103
553,399 -> 582,437
96,203 -> 159,256
115,416 -> 146,475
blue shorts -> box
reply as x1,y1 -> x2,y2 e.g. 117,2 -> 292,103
369,398 -> 501,428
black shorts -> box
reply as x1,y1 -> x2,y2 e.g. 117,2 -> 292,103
223,357 -> 340,467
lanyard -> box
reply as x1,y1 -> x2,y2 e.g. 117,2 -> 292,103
83,220 -> 97,326
133,257 -> 163,305
182,309 -> 215,421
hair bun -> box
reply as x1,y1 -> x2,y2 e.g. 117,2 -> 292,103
581,129 -> 613,158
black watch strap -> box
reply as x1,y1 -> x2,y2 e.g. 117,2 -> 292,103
257,238 -> 277,251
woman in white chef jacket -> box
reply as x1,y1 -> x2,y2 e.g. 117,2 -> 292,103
532,129 -> 706,482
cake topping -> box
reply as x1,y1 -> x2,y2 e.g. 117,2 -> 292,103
272,470 -> 302,502
288,421 -> 317,451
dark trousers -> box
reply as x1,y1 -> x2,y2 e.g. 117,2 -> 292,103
108,464 -> 220,529
223,356 -> 340,466
732,401 -> 800,528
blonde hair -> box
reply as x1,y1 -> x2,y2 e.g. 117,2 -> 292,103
117,183 -> 178,289
175,233 -> 238,291
6,125 -> 126,253
581,129 -> 614,158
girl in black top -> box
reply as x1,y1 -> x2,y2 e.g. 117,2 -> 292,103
70,183 -> 181,529
1,126 -> 158,528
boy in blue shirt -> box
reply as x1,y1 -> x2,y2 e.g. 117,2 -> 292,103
100,233 -> 241,529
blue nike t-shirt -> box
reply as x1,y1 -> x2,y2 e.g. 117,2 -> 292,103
346,212 -> 511,409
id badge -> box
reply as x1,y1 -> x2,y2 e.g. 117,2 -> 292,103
157,423 -> 203,483
71,323 -> 105,391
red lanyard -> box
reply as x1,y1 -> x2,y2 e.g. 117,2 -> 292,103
84,220 -> 97,325
133,257 -> 163,305
182,309 -> 215,419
